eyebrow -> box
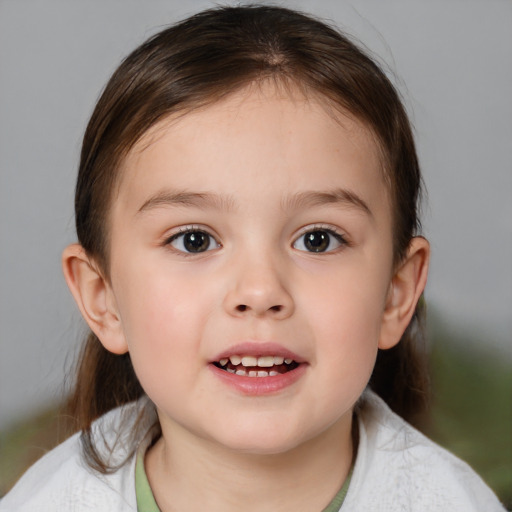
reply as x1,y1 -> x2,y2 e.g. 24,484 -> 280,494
282,188 -> 372,217
137,187 -> 372,217
137,190 -> 236,214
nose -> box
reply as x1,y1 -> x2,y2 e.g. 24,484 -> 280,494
223,255 -> 294,320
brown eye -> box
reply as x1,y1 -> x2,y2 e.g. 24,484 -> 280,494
169,230 -> 219,253
293,229 -> 345,253
304,231 -> 329,252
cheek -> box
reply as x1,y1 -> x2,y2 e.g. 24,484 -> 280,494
299,257 -> 390,371
115,256 -> 204,332
112,264 -> 209,386
313,296 -> 381,378
301,254 -> 389,325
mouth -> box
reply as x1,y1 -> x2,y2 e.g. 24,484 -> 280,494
209,343 -> 307,394
213,355 -> 300,377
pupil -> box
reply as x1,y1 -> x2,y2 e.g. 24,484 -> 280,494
184,232 -> 209,252
305,231 -> 329,252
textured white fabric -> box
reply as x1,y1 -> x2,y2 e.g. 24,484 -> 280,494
343,392 -> 505,511
0,392 -> 506,511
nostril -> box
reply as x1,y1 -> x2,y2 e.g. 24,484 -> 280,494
235,304 -> 283,313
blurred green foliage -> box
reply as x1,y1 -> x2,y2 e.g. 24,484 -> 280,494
426,332 -> 512,509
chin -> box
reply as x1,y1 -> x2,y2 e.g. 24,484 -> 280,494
208,422 -> 313,456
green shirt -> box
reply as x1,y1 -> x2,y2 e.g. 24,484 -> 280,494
135,452 -> 352,512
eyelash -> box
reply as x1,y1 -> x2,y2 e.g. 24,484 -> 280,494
163,224 -> 348,255
293,225 -> 348,254
164,226 -> 221,255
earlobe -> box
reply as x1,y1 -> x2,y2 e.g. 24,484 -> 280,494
379,237 -> 430,350
62,243 -> 128,355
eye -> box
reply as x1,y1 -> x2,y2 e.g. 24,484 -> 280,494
168,229 -> 220,254
293,228 -> 346,253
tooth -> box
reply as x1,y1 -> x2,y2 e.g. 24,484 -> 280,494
248,370 -> 258,377
269,371 -> 279,376
257,356 -> 274,367
235,369 -> 247,376
230,355 -> 241,365
257,370 -> 269,377
273,356 -> 284,365
241,356 -> 257,367
219,358 -> 228,366
227,368 -> 235,374
284,358 -> 293,364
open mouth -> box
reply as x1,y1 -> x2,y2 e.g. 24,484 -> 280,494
213,355 -> 299,377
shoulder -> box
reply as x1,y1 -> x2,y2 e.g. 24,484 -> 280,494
342,391 -> 506,512
0,400 -> 153,512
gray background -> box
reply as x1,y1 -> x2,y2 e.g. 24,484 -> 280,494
1,0 -> 511,431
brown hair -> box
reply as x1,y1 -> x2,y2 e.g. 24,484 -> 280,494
67,4 -> 429,472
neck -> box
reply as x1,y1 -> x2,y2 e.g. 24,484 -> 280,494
145,415 -> 355,512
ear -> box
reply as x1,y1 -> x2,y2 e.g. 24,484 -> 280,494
62,243 -> 128,355
379,237 -> 430,350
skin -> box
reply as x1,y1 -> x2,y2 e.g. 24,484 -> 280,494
63,83 -> 429,511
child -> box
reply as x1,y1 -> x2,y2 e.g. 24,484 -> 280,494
0,5 -> 505,511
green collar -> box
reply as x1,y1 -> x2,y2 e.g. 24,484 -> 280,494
135,450 -> 160,512
136,451 -> 352,512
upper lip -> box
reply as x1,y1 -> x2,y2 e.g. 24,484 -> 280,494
210,341 -> 305,364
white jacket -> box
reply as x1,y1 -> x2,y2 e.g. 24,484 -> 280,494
0,392 -> 506,511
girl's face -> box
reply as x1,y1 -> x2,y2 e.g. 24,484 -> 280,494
107,85 -> 396,455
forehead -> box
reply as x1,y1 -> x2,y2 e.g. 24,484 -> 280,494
116,84 -> 389,216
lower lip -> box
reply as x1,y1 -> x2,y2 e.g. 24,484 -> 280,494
209,363 -> 307,395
